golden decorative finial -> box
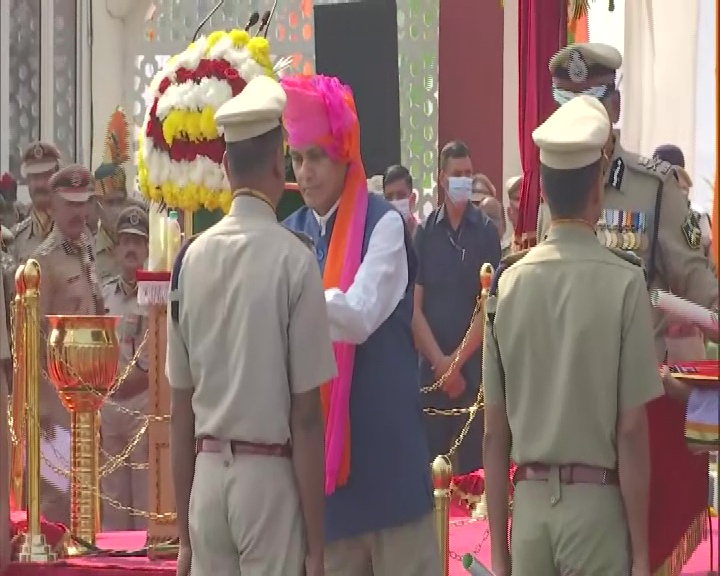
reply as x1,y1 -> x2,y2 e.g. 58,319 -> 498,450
432,455 -> 453,576
22,259 -> 41,294
480,263 -> 494,291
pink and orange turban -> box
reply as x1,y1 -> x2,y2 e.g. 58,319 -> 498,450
281,74 -> 368,495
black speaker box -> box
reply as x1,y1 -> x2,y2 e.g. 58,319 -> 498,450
314,1 -> 401,177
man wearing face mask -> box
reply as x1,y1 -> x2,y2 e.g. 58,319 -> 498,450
382,164 -> 418,235
413,140 -> 501,474
11,142 -> 62,265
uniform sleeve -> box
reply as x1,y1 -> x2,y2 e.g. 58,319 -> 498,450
657,177 -> 718,309
165,266 -> 193,390
618,272 -> 664,410
289,256 -> 337,394
482,296 -> 505,406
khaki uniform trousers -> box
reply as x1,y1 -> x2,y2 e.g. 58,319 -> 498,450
511,475 -> 630,576
325,511 -> 441,576
101,390 -> 149,531
190,447 -> 305,576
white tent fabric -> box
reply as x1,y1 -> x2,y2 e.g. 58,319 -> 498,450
621,0 -> 699,187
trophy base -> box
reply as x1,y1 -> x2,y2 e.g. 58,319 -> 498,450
18,533 -> 57,562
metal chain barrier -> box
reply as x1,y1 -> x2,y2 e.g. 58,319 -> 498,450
8,324 -> 175,521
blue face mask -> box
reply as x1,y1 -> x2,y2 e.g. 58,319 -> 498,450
446,176 -> 473,204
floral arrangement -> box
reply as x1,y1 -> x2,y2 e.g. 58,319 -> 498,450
137,30 -> 276,214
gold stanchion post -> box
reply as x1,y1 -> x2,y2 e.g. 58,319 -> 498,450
18,259 -> 56,562
45,314 -> 120,548
472,263 -> 495,521
10,265 -> 27,510
432,454 -> 452,576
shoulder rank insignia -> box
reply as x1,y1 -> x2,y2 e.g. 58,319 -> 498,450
288,229 -> 314,251
681,210 -> 702,250
637,156 -> 673,176
491,249 -> 530,296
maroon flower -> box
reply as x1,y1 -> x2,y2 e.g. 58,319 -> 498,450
224,68 -> 240,81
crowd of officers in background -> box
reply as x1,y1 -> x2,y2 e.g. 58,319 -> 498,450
1,141 -> 150,532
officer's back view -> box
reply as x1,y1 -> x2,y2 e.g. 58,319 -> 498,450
482,95 -> 663,576
166,76 -> 337,576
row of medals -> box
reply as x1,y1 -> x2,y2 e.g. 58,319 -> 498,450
595,209 -> 648,251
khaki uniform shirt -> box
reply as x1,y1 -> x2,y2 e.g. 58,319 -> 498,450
95,226 -> 121,282
102,277 -> 149,376
11,212 -> 52,265
33,229 -> 105,421
166,195 -> 337,443
537,142 -> 718,358
484,224 -> 663,469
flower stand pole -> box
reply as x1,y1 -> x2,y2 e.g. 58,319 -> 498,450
136,272 -> 176,557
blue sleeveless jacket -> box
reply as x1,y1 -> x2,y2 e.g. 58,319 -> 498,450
284,194 -> 433,542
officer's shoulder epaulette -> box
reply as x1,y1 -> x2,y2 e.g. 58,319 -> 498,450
31,233 -> 59,258
285,228 -> 314,251
626,149 -> 675,181
11,217 -> 31,236
490,249 -> 531,296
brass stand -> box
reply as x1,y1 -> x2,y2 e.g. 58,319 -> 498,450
17,260 -> 56,562
46,314 -> 120,547
432,455 -> 452,576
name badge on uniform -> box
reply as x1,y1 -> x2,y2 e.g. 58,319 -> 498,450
596,209 -> 648,251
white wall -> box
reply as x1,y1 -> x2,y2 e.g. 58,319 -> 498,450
87,0 -> 147,177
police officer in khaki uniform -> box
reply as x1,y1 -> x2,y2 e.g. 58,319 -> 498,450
537,44 -> 719,360
100,205 -> 150,531
32,164 -> 104,526
166,76 -> 336,576
11,142 -> 62,265
484,96 -> 663,576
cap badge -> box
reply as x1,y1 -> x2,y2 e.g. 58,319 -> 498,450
69,172 -> 85,187
32,144 -> 44,160
129,212 -> 140,226
567,51 -> 588,84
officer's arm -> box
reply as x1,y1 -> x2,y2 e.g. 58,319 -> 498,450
289,255 -> 337,560
657,178 -> 718,320
166,261 -> 195,548
481,293 -> 512,559
617,272 -> 664,569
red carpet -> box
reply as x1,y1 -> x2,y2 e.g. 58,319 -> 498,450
3,519 -> 717,575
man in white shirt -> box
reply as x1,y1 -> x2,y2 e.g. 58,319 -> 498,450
282,73 -> 439,575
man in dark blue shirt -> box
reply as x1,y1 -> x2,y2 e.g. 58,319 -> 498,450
412,140 -> 501,474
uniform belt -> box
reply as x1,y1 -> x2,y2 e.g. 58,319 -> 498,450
514,463 -> 618,486
195,437 -> 292,458
665,324 -> 701,338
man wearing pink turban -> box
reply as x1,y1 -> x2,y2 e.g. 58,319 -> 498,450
282,74 -> 440,575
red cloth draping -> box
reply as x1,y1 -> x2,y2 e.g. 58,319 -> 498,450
514,0 -> 567,250
646,396 -> 710,572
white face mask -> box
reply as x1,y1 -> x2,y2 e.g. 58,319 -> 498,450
390,198 -> 411,219
446,176 -> 473,204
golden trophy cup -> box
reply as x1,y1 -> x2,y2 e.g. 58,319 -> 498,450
45,314 -> 120,548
